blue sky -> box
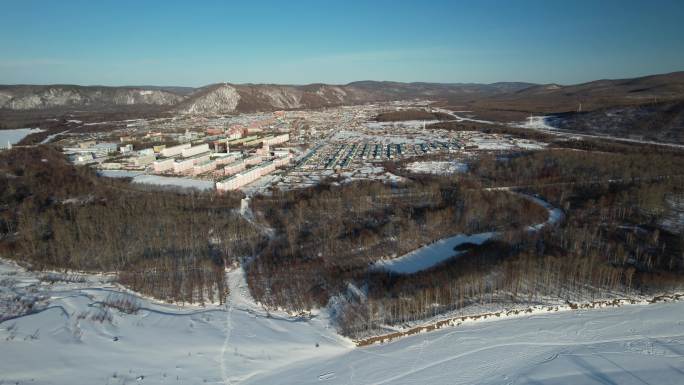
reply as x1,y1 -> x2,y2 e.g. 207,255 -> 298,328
1,0 -> 683,86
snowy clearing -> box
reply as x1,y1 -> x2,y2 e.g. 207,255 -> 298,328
0,259 -> 351,385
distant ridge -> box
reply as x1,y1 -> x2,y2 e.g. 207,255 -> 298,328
1,71 -> 683,115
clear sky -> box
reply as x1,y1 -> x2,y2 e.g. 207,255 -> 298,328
1,0 -> 683,86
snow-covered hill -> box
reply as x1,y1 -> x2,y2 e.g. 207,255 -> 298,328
1,258 -> 683,385
0,86 -> 183,110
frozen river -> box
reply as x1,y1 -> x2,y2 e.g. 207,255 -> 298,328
0,128 -> 43,148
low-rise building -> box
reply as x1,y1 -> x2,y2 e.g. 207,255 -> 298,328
153,157 -> 175,172
138,148 -> 154,156
132,153 -> 156,167
173,157 -> 194,173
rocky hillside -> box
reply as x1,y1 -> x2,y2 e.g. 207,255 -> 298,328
0,85 -> 184,110
0,81 -> 535,116
173,81 -> 538,115
470,71 -> 684,113
549,100 -> 684,144
2,72 -> 683,117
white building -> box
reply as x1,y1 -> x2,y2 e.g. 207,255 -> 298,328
120,144 -> 133,154
244,155 -> 262,166
263,133 -> 289,146
216,161 -> 276,191
161,143 -> 191,157
192,159 -> 217,176
138,148 -> 155,156
132,153 -> 156,167
173,152 -> 211,174
223,160 -> 246,176
153,157 -> 175,173
181,143 -> 210,158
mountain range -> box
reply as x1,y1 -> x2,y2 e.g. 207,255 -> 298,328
0,71 -> 683,117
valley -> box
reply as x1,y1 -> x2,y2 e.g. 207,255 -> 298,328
2,73 -> 684,385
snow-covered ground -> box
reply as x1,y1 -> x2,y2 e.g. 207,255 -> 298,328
365,119 -> 440,131
517,115 -> 558,131
373,232 -> 495,274
132,175 -> 215,191
0,259 -> 351,385
98,170 -> 215,191
514,115 -> 684,149
523,194 -> 565,230
0,128 -> 43,148
660,195 -> 684,234
40,130 -> 70,144
405,160 -> 468,175
2,258 -> 683,385
251,299 -> 684,385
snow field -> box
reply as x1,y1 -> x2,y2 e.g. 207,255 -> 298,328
2,256 -> 684,385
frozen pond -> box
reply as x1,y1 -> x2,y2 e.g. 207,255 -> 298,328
0,128 -> 43,148
373,232 -> 496,274
375,194 -> 563,274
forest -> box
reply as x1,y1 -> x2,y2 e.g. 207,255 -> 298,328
0,146 -> 264,304
246,179 -> 548,312
1,136 -> 683,336
336,145 -> 684,336
374,109 -> 453,122
244,137 -> 684,337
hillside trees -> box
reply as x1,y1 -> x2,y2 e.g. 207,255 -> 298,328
0,146 -> 265,304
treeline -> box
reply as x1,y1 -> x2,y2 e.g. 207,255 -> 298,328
429,120 -> 557,142
470,148 -> 684,189
0,146 -> 264,304
246,179 -> 548,312
375,109 -> 453,122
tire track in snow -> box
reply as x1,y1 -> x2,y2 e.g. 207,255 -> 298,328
369,332 -> 684,385
220,278 -> 235,385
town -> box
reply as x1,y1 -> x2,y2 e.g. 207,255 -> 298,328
53,101 -> 545,193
